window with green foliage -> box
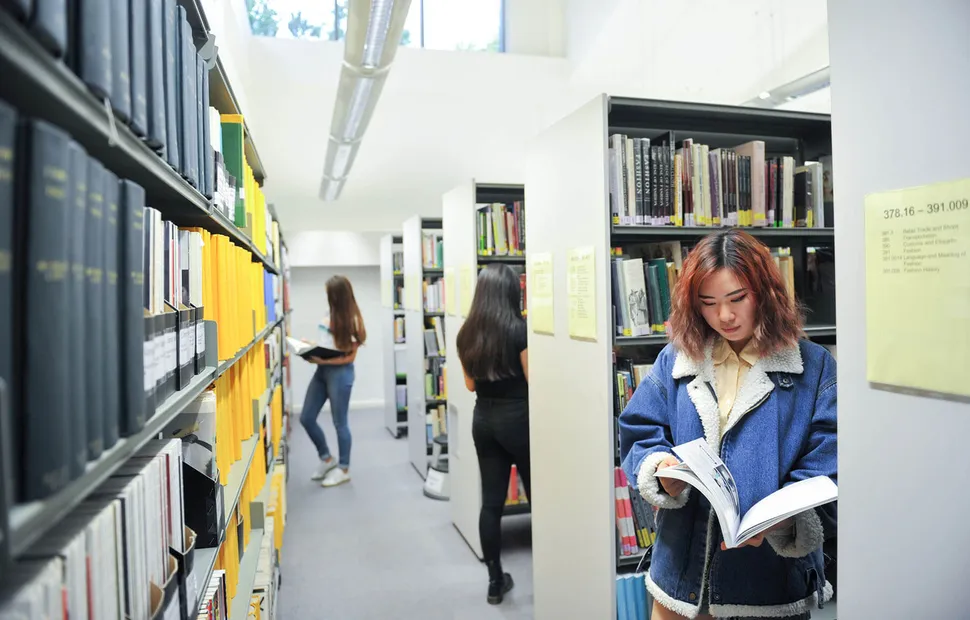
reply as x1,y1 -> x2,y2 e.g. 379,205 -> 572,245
245,0 -> 504,52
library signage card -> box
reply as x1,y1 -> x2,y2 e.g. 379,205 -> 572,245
529,252 -> 555,335
445,267 -> 456,316
459,264 -> 475,317
864,178 -> 970,398
567,246 -> 597,341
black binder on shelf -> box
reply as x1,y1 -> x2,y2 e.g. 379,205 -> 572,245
84,155 -> 105,461
119,180 -> 147,436
128,0 -> 148,137
175,305 -> 193,389
145,0 -> 166,150
0,101 -> 16,466
144,312 -> 157,417
66,140 -> 88,479
181,463 -> 223,549
27,0 -> 67,57
109,0 -> 131,122
102,168 -> 121,452
191,305 -> 205,374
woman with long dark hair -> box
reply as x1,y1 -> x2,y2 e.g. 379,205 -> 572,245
301,275 -> 367,488
457,264 -> 530,605
619,229 -> 837,619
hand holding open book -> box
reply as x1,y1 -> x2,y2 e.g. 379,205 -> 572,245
654,438 -> 838,550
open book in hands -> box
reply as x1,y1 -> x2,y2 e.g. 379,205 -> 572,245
285,336 -> 345,361
655,438 -> 837,549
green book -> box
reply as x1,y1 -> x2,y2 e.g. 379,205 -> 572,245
220,115 -> 246,228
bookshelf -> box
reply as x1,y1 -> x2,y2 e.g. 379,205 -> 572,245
0,0 -> 289,616
443,181 -> 529,559
402,216 -> 446,478
524,95 -> 834,618
0,7 -> 276,274
380,234 -> 408,438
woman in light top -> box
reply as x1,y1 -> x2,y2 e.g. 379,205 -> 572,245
457,264 -> 530,605
301,275 -> 366,488
618,229 -> 837,619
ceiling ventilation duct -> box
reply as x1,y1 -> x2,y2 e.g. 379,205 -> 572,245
742,66 -> 830,109
320,0 -> 413,201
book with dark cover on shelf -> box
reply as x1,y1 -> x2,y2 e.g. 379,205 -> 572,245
145,0 -> 166,150
27,0 -> 67,57
66,140 -> 88,479
109,0 -> 132,122
16,118 -> 72,500
85,155 -> 106,461
162,0 -> 179,170
102,169 -> 121,451
120,180 -> 147,435
0,0 -> 32,20
178,7 -> 198,187
0,100 -> 15,441
128,0 -> 148,137
76,0 -> 112,101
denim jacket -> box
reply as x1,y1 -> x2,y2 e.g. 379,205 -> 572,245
619,339 -> 837,618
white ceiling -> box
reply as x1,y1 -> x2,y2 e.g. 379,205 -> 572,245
230,0 -> 829,235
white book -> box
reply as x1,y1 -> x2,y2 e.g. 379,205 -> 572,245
620,258 -> 651,336
656,438 -> 837,548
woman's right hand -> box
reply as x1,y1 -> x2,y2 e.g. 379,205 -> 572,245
657,455 -> 687,498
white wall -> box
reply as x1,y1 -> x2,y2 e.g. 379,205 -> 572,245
505,0 -> 566,57
289,266 -> 385,415
287,231 -> 384,267
827,0 -> 970,617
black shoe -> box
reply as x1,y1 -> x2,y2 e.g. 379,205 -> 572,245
487,572 -> 514,605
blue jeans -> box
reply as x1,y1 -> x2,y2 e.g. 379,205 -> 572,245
300,363 -> 355,468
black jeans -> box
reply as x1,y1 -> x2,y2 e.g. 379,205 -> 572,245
472,397 -> 531,565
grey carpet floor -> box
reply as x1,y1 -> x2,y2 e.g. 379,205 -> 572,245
276,406 -> 837,620
278,406 -> 534,620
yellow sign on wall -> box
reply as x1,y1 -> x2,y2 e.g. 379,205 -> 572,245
445,267 -> 456,316
459,264 -> 475,317
567,246 -> 597,341
865,177 -> 970,397
529,252 -> 555,335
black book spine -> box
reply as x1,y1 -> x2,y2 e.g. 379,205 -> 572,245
28,0 -> 67,57
129,0 -> 148,136
639,139 -> 650,225
162,0 -> 179,170
76,0 -> 112,100
84,157 -> 105,460
109,0 -> 132,122
202,54 -> 213,199
178,9 -> 197,185
66,141 -> 87,479
18,118 -> 72,500
119,181 -> 146,435
196,53 -> 205,196
0,100 -> 14,432
145,0 -> 166,149
103,171 -> 121,450
632,138 -> 643,226
142,207 -> 155,415
650,146 -> 659,224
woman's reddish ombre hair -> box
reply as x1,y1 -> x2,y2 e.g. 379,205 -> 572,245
668,229 -> 803,359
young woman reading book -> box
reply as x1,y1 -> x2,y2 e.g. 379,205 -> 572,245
300,275 -> 366,488
457,264 -> 530,606
618,230 -> 837,620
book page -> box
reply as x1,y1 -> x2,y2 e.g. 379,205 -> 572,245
736,476 -> 838,544
670,439 -> 742,545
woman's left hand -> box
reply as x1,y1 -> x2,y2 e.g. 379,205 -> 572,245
720,517 -> 793,551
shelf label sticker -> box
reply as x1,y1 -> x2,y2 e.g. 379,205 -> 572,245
567,246 -> 597,341
529,252 -> 555,335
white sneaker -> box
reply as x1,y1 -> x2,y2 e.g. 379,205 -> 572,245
321,467 -> 350,487
311,457 -> 337,481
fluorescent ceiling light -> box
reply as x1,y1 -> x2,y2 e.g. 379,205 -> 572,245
362,0 -> 395,69
323,138 -> 360,180
743,66 -> 831,109
320,176 -> 345,202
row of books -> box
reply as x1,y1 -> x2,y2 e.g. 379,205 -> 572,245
0,440 -> 186,619
614,466 -> 658,558
615,361 -> 654,413
393,316 -> 405,343
426,406 -> 447,443
425,357 -> 446,401
422,231 -> 443,269
476,201 -> 525,256
392,249 -> 403,273
424,317 -> 445,356
197,570 -> 229,620
424,277 -> 444,313
611,253 -> 677,337
506,464 -> 528,507
609,133 -> 833,228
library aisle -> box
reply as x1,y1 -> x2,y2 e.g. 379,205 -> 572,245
279,406 -> 533,620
